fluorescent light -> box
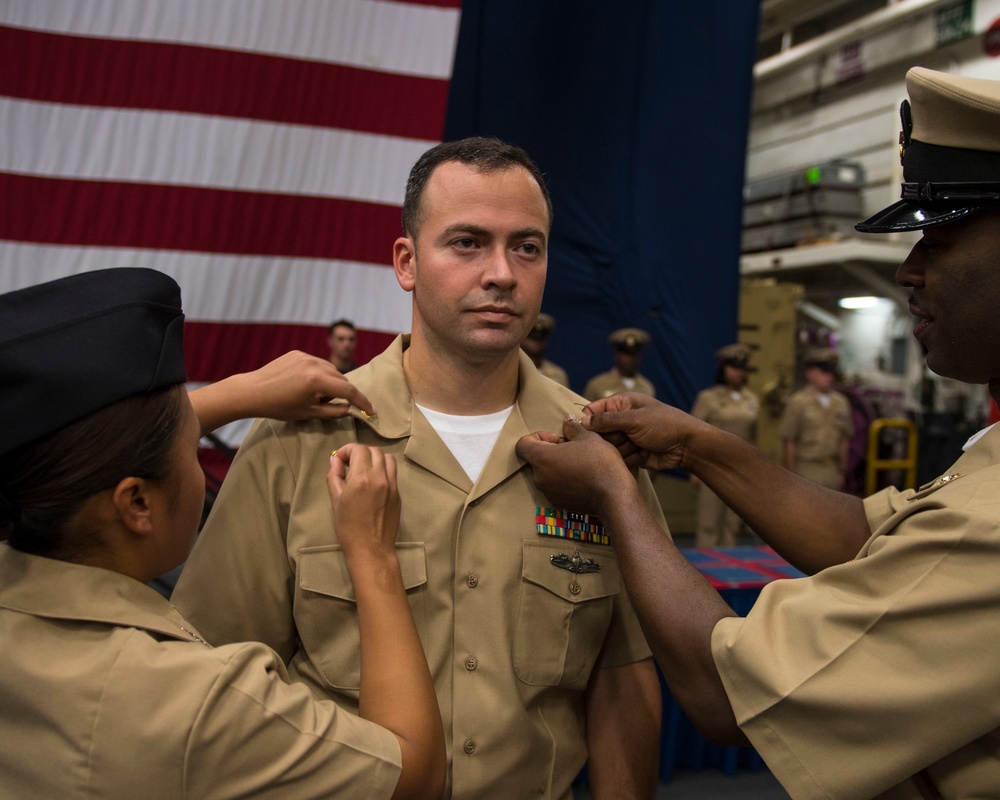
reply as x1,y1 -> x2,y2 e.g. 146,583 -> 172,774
838,296 -> 881,309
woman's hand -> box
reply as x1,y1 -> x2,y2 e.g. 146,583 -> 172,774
326,444 -> 400,563
237,351 -> 375,421
190,351 -> 376,435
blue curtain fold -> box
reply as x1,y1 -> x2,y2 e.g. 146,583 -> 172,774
445,1 -> 760,409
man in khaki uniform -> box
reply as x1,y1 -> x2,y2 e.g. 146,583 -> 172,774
583,328 -> 656,401
691,343 -> 759,546
779,348 -> 853,490
173,137 -> 665,800
520,312 -> 570,387
327,318 -> 358,373
516,67 -> 1000,799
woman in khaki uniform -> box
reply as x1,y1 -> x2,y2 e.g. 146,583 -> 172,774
0,269 -> 444,800
690,344 -> 759,547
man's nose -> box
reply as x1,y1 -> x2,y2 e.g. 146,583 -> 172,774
483,248 -> 516,288
895,244 -> 924,288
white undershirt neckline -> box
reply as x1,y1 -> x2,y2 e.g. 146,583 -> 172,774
963,421 -> 997,451
415,403 -> 514,482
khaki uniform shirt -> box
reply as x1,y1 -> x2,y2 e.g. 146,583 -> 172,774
537,358 -> 570,388
0,544 -> 401,800
778,385 -> 853,463
583,368 -> 656,401
173,335 -> 664,800
691,385 -> 759,442
713,423 -> 1000,799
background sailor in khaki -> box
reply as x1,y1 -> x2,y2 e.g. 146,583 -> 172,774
583,327 -> 656,401
691,343 -> 759,547
779,348 -> 853,490
520,312 -> 570,387
174,137 -> 666,800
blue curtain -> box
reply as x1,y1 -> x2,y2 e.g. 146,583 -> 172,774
445,1 -> 760,409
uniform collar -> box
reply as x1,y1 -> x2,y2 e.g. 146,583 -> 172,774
950,420 -> 1000,473
343,334 -> 582,441
0,544 -> 208,644
962,421 -> 998,452
341,335 -> 584,497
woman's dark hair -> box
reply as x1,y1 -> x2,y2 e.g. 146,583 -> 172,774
714,363 -> 727,386
0,386 -> 184,559
715,361 -> 748,387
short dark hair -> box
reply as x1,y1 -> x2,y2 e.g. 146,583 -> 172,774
0,386 -> 184,560
328,319 -> 355,335
401,136 -> 552,239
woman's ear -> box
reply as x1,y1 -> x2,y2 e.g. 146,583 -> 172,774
110,477 -> 154,537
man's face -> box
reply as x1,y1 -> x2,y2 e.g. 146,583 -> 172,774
896,208 -> 1000,385
615,349 -> 640,377
804,366 -> 835,393
393,161 -> 549,362
328,325 -> 356,364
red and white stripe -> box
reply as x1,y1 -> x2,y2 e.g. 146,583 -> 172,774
0,0 -> 461,393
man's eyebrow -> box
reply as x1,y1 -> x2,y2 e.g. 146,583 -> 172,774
440,223 -> 548,241
441,223 -> 491,238
511,227 -> 548,242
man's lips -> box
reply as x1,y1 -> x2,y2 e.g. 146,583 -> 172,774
470,305 -> 517,319
909,299 -> 933,339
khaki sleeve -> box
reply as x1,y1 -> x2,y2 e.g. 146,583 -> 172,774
712,492 -> 1000,799
188,644 -> 401,799
172,418 -> 317,660
100,638 -> 401,799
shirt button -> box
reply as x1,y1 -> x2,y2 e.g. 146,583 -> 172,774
463,739 -> 476,755
467,574 -> 479,588
569,581 -> 582,595
465,656 -> 478,671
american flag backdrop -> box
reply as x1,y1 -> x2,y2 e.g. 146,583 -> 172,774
1,0 -> 461,423
4,1 -> 763,441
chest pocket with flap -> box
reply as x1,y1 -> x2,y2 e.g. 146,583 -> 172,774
295,543 -> 427,691
513,540 -> 620,689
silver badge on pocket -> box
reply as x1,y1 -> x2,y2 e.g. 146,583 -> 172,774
550,550 -> 601,574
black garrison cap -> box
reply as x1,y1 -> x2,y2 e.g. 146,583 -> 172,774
0,268 -> 186,457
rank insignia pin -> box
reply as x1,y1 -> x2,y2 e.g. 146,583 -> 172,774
550,550 -> 601,574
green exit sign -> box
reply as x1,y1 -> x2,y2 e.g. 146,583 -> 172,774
936,0 -> 973,46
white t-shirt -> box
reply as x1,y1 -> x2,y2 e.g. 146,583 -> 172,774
963,421 -> 998,451
415,404 -> 514,482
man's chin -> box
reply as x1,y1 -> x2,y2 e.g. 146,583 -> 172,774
924,351 -> 990,385
458,327 -> 519,352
